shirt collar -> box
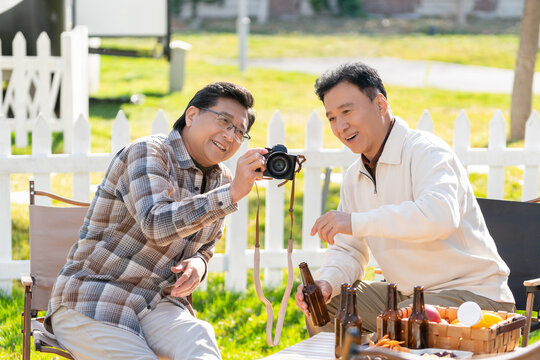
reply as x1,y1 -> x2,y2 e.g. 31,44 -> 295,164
361,117 -> 395,170
377,116 -> 408,165
167,130 -> 222,175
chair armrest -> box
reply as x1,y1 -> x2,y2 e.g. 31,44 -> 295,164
21,274 -> 33,287
524,278 -> 540,286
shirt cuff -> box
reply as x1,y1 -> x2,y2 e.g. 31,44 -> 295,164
316,268 -> 345,300
190,253 -> 209,283
351,212 -> 369,237
207,183 -> 238,214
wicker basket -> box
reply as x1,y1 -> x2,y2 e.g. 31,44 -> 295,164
376,305 -> 526,355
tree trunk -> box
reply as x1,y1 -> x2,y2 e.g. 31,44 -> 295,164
510,0 -> 540,140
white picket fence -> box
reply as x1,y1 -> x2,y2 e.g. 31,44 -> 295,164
0,26 -> 89,153
1,108 -> 540,295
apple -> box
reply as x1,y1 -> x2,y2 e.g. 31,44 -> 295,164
425,304 -> 442,323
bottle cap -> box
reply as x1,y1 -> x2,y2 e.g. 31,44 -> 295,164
457,301 -> 482,326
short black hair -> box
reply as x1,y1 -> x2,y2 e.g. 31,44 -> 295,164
314,62 -> 387,103
173,82 -> 255,133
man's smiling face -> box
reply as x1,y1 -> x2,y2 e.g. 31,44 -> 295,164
323,81 -> 388,159
183,97 -> 249,167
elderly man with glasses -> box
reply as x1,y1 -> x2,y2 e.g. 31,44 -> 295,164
44,82 -> 267,360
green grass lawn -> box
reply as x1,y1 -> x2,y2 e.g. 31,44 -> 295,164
4,30 -> 540,358
178,33 -> 525,70
0,273 -> 312,360
104,31 -> 534,71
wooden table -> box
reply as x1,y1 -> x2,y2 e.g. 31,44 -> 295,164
259,332 -> 335,359
259,332 -> 531,359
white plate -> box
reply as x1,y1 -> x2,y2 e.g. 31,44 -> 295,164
409,348 -> 473,358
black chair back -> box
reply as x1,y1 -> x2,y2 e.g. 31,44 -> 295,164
476,198 -> 540,310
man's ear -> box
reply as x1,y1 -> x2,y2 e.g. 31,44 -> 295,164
185,106 -> 199,128
375,93 -> 388,116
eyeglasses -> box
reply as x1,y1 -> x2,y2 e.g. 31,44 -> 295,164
200,107 -> 251,143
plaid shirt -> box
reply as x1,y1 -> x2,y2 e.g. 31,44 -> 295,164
45,130 -> 238,337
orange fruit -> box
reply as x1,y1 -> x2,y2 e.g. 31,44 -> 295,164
473,312 -> 504,328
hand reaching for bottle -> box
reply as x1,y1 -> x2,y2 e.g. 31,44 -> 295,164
295,279 -> 332,317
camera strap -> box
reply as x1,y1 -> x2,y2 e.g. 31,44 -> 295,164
253,155 -> 305,347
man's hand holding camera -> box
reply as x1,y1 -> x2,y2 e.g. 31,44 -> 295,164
262,144 -> 299,180
230,148 -> 268,203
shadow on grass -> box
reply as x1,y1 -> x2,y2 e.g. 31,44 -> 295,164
89,98 -> 125,120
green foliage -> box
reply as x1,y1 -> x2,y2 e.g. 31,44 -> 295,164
337,0 -> 364,17
308,0 -> 365,17
309,0 -> 328,13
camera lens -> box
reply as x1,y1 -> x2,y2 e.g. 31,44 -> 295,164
268,154 -> 289,176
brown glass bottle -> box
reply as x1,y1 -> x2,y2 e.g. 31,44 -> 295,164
299,262 -> 330,327
407,285 -> 429,349
334,283 -> 350,359
341,326 -> 362,360
381,283 -> 401,341
341,288 -> 363,339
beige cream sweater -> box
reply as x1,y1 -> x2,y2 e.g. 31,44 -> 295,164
318,118 -> 514,304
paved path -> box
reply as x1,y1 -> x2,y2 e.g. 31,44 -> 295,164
249,57 -> 540,94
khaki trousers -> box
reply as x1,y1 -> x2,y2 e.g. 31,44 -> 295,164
51,299 -> 221,360
306,280 -> 516,336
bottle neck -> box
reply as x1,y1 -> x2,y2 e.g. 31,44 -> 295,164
412,286 -> 425,313
339,285 -> 348,313
387,284 -> 398,311
346,289 -> 357,316
299,263 -> 314,285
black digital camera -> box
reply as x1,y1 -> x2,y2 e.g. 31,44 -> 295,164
263,144 -> 298,180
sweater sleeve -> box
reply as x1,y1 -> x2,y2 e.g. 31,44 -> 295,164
351,138 -> 462,243
317,178 -> 371,299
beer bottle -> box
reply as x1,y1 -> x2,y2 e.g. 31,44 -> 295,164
342,288 -> 363,335
341,326 -> 362,360
381,283 -> 401,341
335,283 -> 350,359
299,262 -> 330,327
407,285 -> 429,349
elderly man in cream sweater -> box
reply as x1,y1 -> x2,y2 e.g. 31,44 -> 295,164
294,61 -> 515,335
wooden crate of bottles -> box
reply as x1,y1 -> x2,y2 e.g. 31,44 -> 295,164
376,305 -> 525,355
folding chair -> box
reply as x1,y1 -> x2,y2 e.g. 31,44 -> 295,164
21,180 -> 90,360
477,198 -> 540,347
